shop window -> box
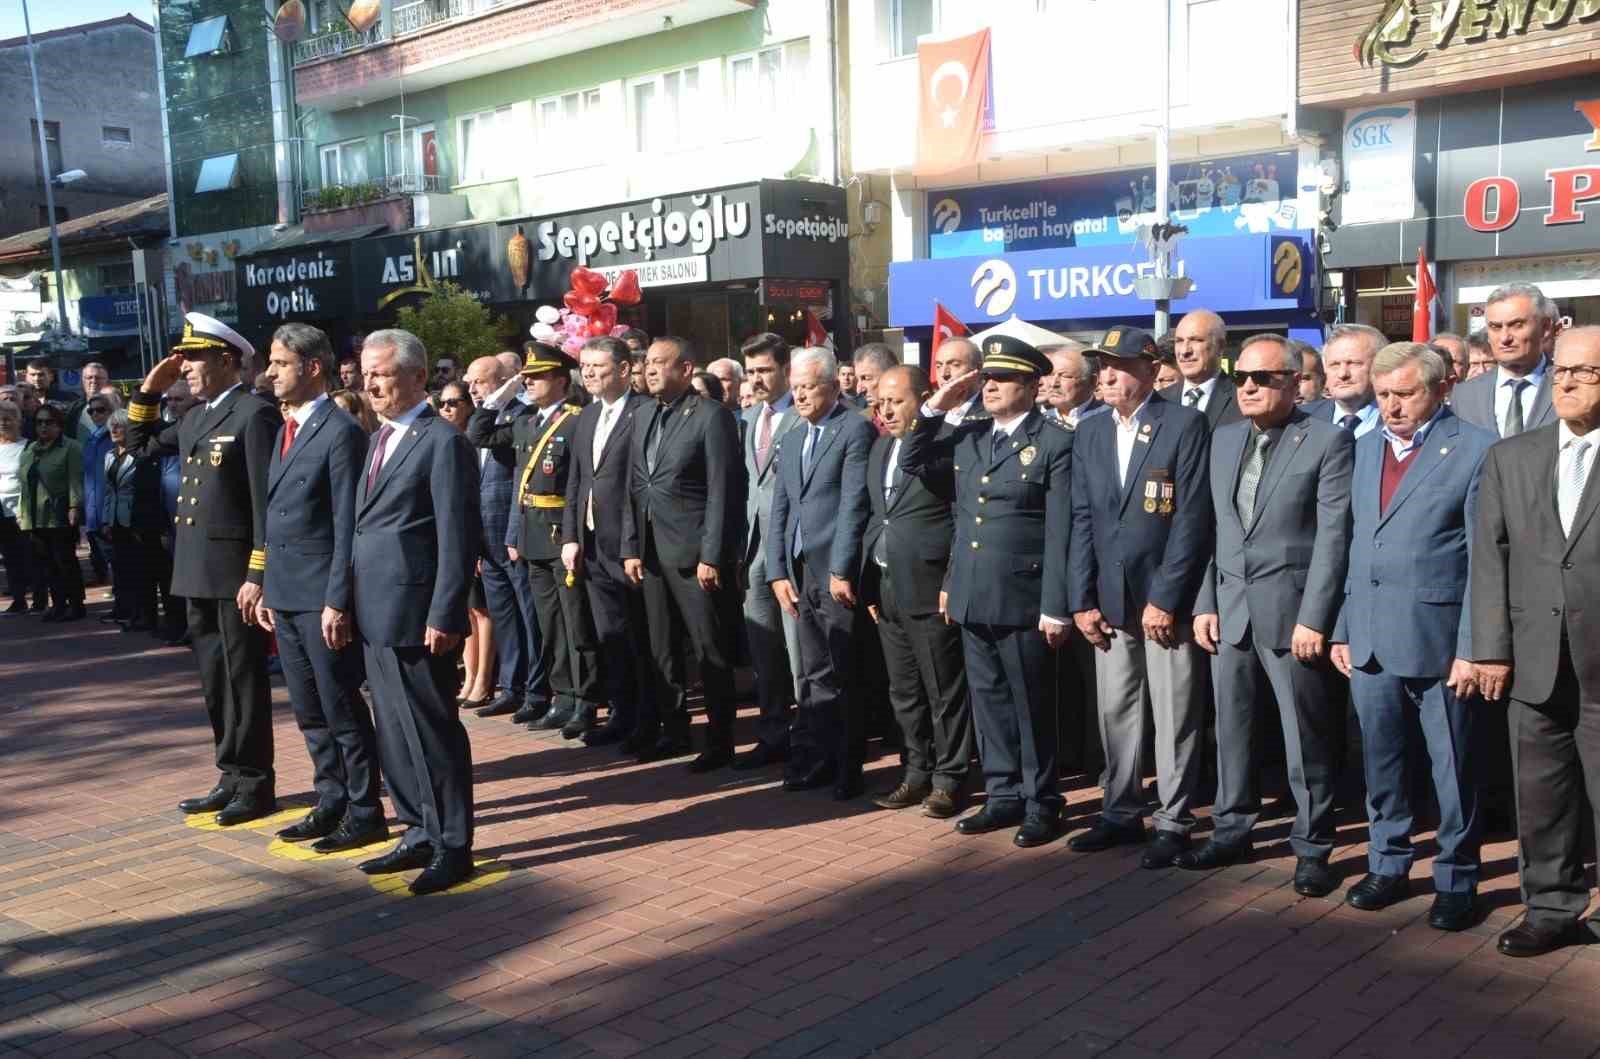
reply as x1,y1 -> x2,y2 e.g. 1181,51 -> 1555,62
537,88 -> 603,149
29,120 -> 61,188
630,66 -> 701,154
99,263 -> 135,295
184,15 -> 234,57
890,0 -> 935,58
195,153 -> 241,194
458,106 -> 514,184
727,41 -> 810,137
319,139 -> 369,187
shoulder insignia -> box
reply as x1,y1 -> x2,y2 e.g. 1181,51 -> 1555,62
1042,416 -> 1071,431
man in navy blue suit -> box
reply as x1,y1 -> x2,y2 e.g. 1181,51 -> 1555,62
766,346 -> 876,799
352,329 -> 479,896
1333,342 -> 1496,931
256,324 -> 385,854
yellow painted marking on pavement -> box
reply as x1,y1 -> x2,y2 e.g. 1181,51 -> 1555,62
184,805 -> 312,833
367,860 -> 510,897
267,836 -> 396,862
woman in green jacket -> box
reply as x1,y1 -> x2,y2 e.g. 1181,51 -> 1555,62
18,403 -> 85,621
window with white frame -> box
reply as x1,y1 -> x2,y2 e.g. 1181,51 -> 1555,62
99,263 -> 135,295
727,40 -> 810,136
319,139 -> 369,187
383,123 -> 436,190
536,88 -> 603,147
890,0 -> 935,57
458,106 -> 513,183
630,66 -> 700,154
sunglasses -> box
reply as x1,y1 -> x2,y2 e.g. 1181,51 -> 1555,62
35,418 -> 58,427
1229,369 -> 1298,388
88,405 -> 110,415
438,397 -> 471,409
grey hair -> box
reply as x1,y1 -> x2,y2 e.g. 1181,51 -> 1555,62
852,342 -> 897,373
1325,322 -> 1386,358
1486,282 -> 1559,323
1179,309 -> 1228,352
936,338 -> 981,370
107,408 -> 130,430
364,329 -> 428,374
272,322 -> 336,382
1372,341 -> 1448,389
790,346 -> 838,384
1045,344 -> 1094,381
707,357 -> 746,382
1238,333 -> 1294,370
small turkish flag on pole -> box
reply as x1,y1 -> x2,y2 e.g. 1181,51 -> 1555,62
1412,247 -> 1436,343
916,29 -> 992,176
932,301 -> 969,356
803,308 -> 832,351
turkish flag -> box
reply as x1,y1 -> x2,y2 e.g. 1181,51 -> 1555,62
803,308 -> 832,351
932,301 -> 969,355
916,29 -> 991,176
1412,247 -> 1436,343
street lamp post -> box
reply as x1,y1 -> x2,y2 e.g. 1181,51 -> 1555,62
21,0 -> 72,341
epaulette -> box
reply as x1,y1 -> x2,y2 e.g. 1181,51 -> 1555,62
1042,415 -> 1072,431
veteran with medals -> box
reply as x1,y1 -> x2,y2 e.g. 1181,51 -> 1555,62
127,312 -> 282,825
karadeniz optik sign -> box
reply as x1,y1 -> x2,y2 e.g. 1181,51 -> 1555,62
237,246 -> 353,324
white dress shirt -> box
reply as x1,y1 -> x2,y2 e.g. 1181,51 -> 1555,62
371,399 -> 431,474
1380,405 -> 1443,460
945,393 -> 983,426
1492,359 -> 1546,432
204,382 -> 244,412
1113,396 -> 1152,488
592,393 -> 626,466
882,436 -> 901,501
287,392 -> 327,428
1179,375 -> 1218,413
1557,420 -> 1595,537
1329,399 -> 1381,439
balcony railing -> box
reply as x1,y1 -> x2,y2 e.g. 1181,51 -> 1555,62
392,0 -> 508,36
291,23 -> 388,64
385,172 -> 446,194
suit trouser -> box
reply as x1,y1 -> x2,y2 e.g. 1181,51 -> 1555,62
109,524 -> 153,622
960,621 -> 1060,815
640,535 -> 736,752
30,528 -> 82,608
1510,639 -> 1600,932
1212,635 -> 1344,860
743,548 -> 799,751
525,555 -> 602,710
275,609 -> 382,825
134,527 -> 173,629
479,540 -> 527,697
508,554 -> 549,705
791,559 -> 864,776
187,597 -> 274,800
1350,665 -> 1478,891
583,541 -> 651,733
1098,626 -> 1205,834
877,568 -> 970,792
0,514 -> 32,602
86,529 -> 109,581
364,641 -> 474,851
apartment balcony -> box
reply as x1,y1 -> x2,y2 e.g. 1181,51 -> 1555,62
294,0 -> 757,112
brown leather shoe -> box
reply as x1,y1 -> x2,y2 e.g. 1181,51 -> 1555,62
922,789 -> 960,819
874,782 -> 931,810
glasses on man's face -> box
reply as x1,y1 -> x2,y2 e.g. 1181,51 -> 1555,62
88,405 -> 110,416
1230,369 -> 1298,388
1552,364 -> 1600,385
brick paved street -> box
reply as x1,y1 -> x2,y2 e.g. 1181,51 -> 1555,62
1,597 -> 1597,1059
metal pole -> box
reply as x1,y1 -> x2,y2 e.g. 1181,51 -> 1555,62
22,0 -> 71,338
1153,0 -> 1171,338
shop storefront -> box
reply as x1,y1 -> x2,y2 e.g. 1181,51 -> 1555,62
235,239 -> 359,357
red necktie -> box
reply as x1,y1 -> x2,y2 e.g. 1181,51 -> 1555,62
280,416 -> 298,459
756,404 -> 773,471
366,424 -> 394,494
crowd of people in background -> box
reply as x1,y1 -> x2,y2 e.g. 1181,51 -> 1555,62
2,279 -> 1596,949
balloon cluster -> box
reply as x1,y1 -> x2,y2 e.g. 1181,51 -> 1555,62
530,267 -> 642,356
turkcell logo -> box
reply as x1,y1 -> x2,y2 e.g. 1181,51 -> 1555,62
932,198 -> 962,234
1346,107 -> 1411,150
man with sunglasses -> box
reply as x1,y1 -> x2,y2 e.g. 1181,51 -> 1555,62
1184,336 -> 1353,898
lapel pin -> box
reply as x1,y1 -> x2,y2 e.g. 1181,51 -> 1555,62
1440,446 -> 1449,454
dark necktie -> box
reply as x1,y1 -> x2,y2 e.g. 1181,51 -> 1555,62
1339,414 -> 1360,432
1184,387 -> 1202,408
646,405 -> 666,473
1236,432 -> 1270,528
1503,379 -> 1527,437
366,423 -> 394,494
280,415 -> 298,459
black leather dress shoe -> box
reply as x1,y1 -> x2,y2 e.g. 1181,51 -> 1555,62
1427,891 -> 1477,932
1497,918 -> 1579,957
782,761 -> 836,791
529,704 -> 574,731
359,842 -> 435,875
215,795 -> 276,827
1068,819 -> 1145,852
458,693 -> 491,710
178,785 -> 232,814
732,742 -> 790,771
511,703 -> 544,725
476,692 -> 521,718
312,814 -> 388,854
275,808 -> 342,842
561,704 -> 598,740
1345,872 -> 1409,911
1140,830 -> 1191,869
874,782 -> 932,810
1293,856 -> 1339,898
581,721 -> 627,747
1175,838 -> 1252,871
1014,813 -> 1062,848
955,802 -> 1026,835
688,748 -> 732,774
619,730 -> 650,755
832,773 -> 865,801
409,848 -> 475,895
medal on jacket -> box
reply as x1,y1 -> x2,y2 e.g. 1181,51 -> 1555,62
1159,481 -> 1174,515
1019,445 -> 1036,466
210,446 -> 223,467
1144,480 -> 1158,513
542,456 -> 555,476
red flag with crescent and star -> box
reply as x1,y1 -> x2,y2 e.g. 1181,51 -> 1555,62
1412,246 -> 1436,343
916,29 -> 992,176
932,301 -> 969,356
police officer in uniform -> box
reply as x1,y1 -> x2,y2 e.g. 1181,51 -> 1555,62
902,335 -> 1075,848
127,312 -> 281,825
469,342 -> 602,735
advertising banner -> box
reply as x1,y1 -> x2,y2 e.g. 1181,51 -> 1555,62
1341,103 -> 1417,224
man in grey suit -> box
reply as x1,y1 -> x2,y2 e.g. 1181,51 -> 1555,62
1160,309 -> 1243,430
352,329 -> 480,896
1472,325 -> 1600,958
735,332 -> 805,770
1331,342 -> 1495,932
1447,283 -> 1556,439
1186,335 -> 1352,898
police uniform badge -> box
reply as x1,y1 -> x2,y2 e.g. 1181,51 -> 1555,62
1144,480 -> 1158,513
542,456 -> 555,476
1019,445 -> 1037,467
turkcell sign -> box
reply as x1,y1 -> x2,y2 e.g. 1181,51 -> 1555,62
888,233 -> 1315,328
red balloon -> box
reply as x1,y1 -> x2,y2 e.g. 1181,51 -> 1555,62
570,267 -> 609,296
590,302 -> 619,332
588,319 -> 613,337
608,270 -> 642,306
563,290 -> 599,316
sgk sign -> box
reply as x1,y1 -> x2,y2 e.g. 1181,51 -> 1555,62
1463,99 -> 1600,232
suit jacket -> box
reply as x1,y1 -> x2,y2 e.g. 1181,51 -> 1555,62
1449,365 -> 1555,437
1196,410 -> 1352,650
473,401 -> 521,555
262,399 -> 366,615
621,389 -> 742,570
742,397 -> 805,570
861,431 -> 955,616
901,408 -> 1073,626
126,385 -> 279,600
1160,374 -> 1243,429
562,391 -> 645,560
1334,408 -> 1494,677
352,408 -> 479,647
1471,423 -> 1600,703
1068,394 -> 1213,627
765,401 -> 875,585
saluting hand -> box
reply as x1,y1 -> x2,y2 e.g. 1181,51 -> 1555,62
925,370 -> 982,414
141,353 -> 185,397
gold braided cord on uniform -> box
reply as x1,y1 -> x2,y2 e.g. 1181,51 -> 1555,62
248,548 -> 267,572
522,494 -> 566,509
127,400 -> 159,424
514,405 -> 578,504
981,356 -> 1040,375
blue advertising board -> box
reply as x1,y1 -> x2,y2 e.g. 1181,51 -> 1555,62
78,295 -> 141,337
928,150 -> 1303,258
888,232 -> 1316,329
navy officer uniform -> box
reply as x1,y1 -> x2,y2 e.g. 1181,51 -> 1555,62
900,335 -> 1074,847
126,313 -> 281,824
261,376 -> 385,854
